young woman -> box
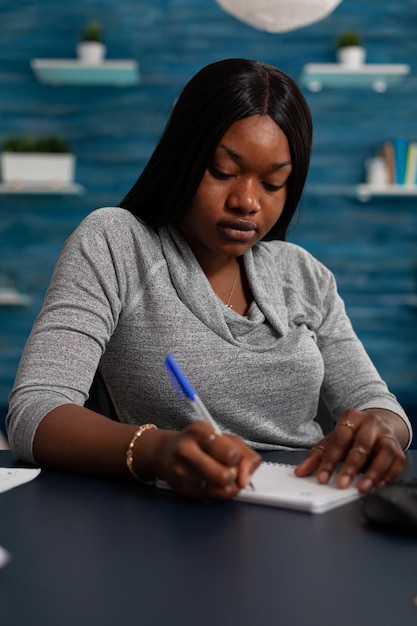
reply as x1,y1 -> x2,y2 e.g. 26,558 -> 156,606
6,59 -> 412,499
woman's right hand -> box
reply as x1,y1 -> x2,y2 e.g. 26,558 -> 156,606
136,421 -> 261,500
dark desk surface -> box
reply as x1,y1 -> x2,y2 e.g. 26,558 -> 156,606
0,450 -> 416,626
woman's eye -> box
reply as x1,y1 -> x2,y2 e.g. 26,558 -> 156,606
263,182 -> 284,192
210,166 -> 234,180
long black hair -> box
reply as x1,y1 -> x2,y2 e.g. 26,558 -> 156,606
119,58 -> 312,241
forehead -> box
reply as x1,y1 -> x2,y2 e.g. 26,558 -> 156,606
217,115 -> 290,163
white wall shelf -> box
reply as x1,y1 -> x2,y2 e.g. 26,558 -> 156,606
300,63 -> 410,92
0,287 -> 31,307
304,183 -> 352,196
304,182 -> 417,201
31,59 -> 140,86
355,184 -> 417,201
0,182 -> 85,195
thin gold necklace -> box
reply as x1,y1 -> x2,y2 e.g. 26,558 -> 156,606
225,262 -> 240,309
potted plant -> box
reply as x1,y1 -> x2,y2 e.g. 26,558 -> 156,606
0,270 -> 31,307
76,20 -> 106,64
335,31 -> 366,67
1,135 -> 76,188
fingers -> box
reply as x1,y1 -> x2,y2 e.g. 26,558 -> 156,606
295,409 -> 406,493
355,434 -> 405,492
202,429 -> 261,489
295,443 -> 328,477
336,412 -> 405,492
169,457 -> 240,500
162,421 -> 261,500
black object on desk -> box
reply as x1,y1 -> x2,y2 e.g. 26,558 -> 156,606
1,449 -> 417,626
362,478 -> 417,533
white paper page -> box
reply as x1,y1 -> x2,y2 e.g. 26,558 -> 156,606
237,462 -> 362,513
0,467 -> 41,494
0,466 -> 41,568
0,545 -> 11,569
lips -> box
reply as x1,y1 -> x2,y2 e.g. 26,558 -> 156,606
218,219 -> 258,243
220,219 -> 257,231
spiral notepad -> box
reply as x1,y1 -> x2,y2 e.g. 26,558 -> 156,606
236,462 -> 362,514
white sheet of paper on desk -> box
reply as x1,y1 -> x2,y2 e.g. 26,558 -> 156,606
0,467 -> 41,493
0,545 -> 11,568
0,468 -> 39,570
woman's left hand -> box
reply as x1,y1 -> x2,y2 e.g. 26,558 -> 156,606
295,408 -> 408,493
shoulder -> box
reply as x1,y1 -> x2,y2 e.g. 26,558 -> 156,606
255,240 -> 334,287
251,240 -> 339,315
56,208 -> 163,280
68,207 -> 159,252
76,207 -> 150,237
251,240 -> 341,324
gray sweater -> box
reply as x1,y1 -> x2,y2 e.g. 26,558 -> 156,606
7,207 -> 412,462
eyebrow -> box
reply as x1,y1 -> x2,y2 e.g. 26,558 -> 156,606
218,143 -> 291,170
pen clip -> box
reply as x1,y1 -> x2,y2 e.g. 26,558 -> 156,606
164,354 -> 197,401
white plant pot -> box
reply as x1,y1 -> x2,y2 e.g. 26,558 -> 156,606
336,46 -> 366,67
76,41 -> 106,64
1,152 -> 75,187
365,156 -> 389,186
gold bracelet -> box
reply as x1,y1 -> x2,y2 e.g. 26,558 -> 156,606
126,424 -> 158,484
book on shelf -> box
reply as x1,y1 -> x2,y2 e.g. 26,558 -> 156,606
393,137 -> 407,185
379,141 -> 395,184
378,138 -> 417,187
405,141 -> 417,186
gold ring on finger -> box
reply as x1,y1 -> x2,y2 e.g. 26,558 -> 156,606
207,430 -> 220,446
379,434 -> 396,444
339,419 -> 356,433
350,446 -> 368,457
314,444 -> 326,453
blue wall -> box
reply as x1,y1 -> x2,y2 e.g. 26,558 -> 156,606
0,0 -> 416,429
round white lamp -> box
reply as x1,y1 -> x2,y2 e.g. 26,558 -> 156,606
216,0 -> 343,33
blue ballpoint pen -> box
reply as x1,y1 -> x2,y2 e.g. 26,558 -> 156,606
164,354 -> 221,431
164,353 -> 255,489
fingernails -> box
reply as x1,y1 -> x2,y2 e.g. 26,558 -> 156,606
318,470 -> 330,483
360,478 -> 374,492
338,474 -> 351,488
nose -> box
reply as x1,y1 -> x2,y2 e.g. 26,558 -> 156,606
226,176 -> 261,214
